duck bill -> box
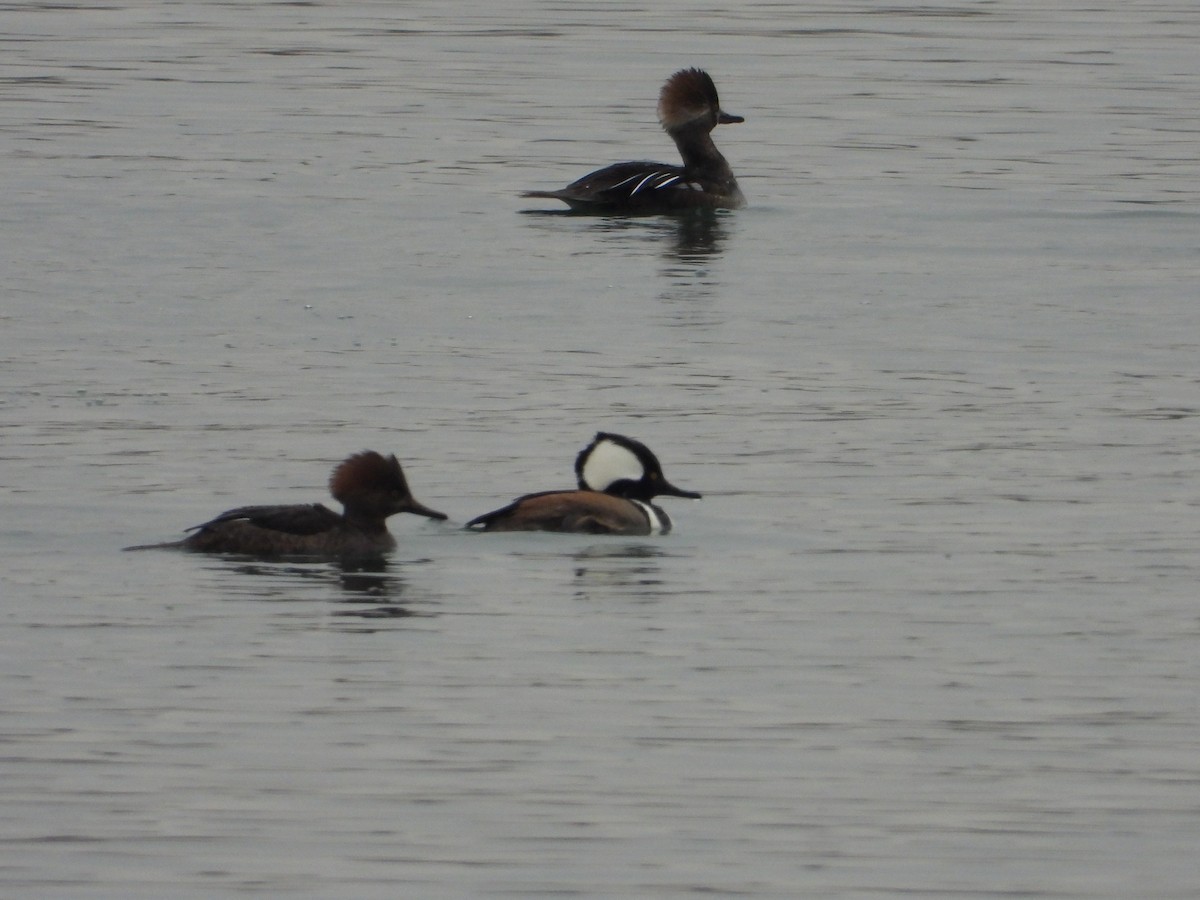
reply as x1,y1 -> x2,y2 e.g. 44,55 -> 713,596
659,481 -> 702,500
718,110 -> 744,125
407,499 -> 449,521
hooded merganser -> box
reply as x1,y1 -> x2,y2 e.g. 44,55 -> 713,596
522,68 -> 745,214
465,433 -> 701,535
125,451 -> 447,558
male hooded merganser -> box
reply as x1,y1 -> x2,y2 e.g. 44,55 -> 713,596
465,433 -> 701,535
125,451 -> 447,558
522,68 -> 745,214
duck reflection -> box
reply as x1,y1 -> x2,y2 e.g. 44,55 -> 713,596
523,210 -> 732,313
571,543 -> 673,598
207,555 -> 422,618
663,210 -> 730,261
522,208 -> 731,258
537,210 -> 730,256
656,212 -> 731,314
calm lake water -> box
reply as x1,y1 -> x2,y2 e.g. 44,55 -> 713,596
3,1 -> 1199,897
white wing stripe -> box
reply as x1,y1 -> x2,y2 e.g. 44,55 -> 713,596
631,173 -> 665,195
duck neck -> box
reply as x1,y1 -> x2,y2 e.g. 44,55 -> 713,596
342,508 -> 388,535
670,123 -> 739,194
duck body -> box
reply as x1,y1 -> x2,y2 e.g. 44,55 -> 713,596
524,160 -> 735,214
178,503 -> 397,557
126,451 -> 447,559
465,489 -> 673,536
466,433 -> 700,536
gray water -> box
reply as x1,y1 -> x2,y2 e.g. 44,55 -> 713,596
3,2 -> 1199,897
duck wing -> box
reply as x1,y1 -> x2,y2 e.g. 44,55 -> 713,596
188,503 -> 341,536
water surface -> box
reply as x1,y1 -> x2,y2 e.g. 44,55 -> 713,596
2,2 -> 1199,897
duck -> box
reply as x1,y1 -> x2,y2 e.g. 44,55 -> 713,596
466,432 -> 701,535
125,451 -> 447,558
522,68 -> 745,214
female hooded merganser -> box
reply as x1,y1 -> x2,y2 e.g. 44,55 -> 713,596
522,68 -> 745,214
125,451 -> 447,558
466,433 -> 701,535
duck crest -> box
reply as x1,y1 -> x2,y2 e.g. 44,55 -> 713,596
330,450 -> 402,503
657,67 -> 723,130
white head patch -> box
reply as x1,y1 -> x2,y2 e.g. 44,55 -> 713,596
581,438 -> 643,492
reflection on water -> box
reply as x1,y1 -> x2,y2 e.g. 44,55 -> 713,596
663,212 -> 733,262
522,210 -> 733,259
521,210 -> 735,313
657,213 -> 734,311
331,604 -> 418,619
572,543 -> 672,598
209,556 -> 419,612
